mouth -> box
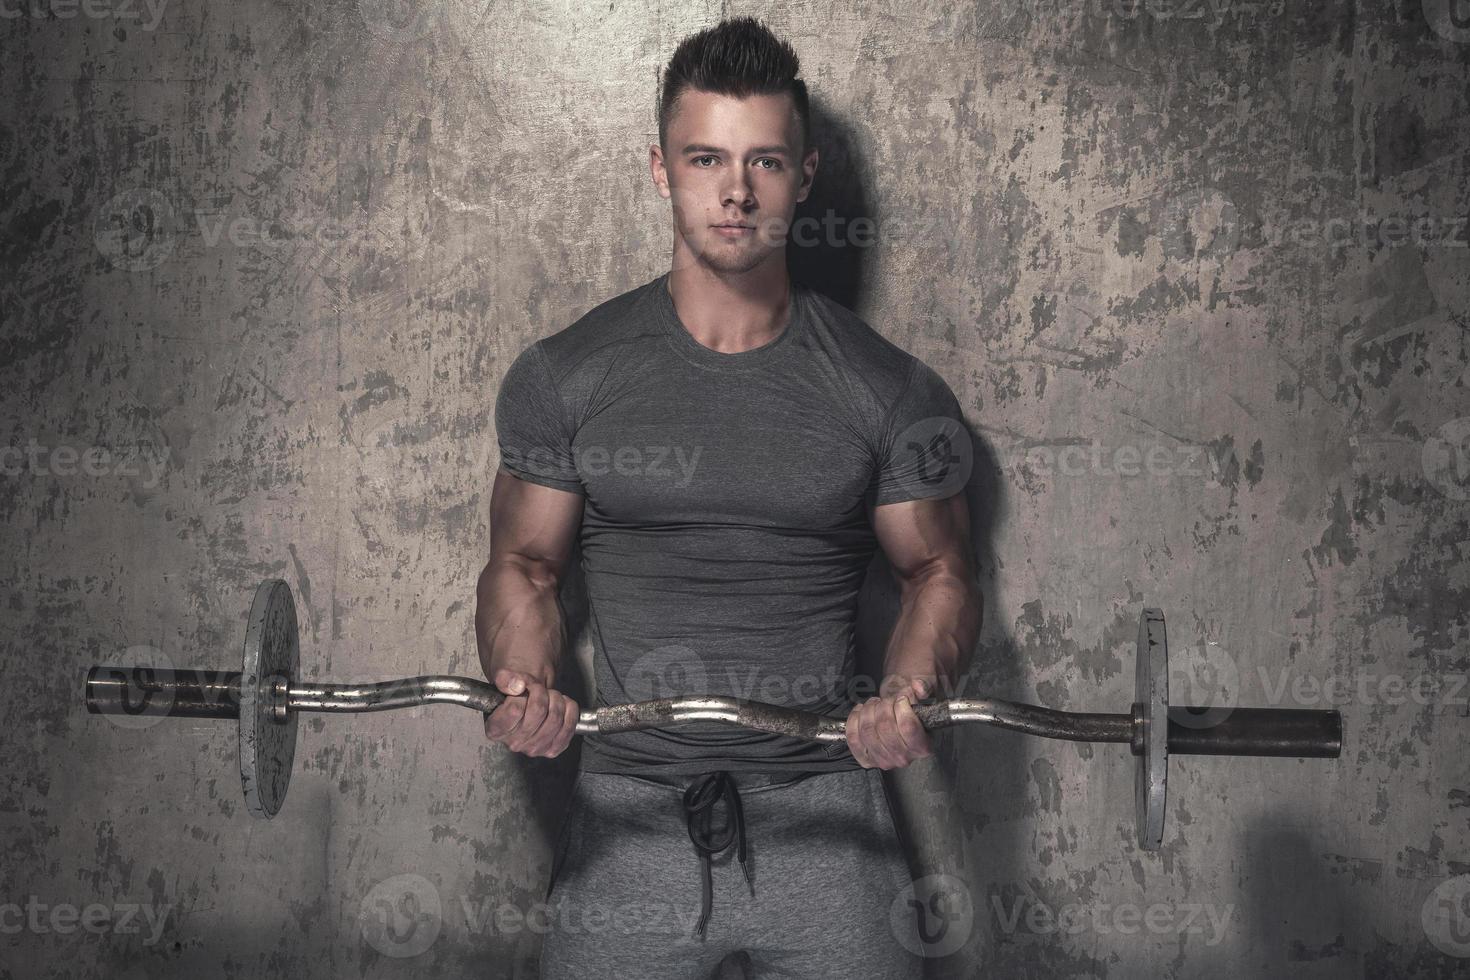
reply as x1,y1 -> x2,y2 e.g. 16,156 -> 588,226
712,223 -> 756,237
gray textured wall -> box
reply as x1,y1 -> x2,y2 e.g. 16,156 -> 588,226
3,1 -> 1468,977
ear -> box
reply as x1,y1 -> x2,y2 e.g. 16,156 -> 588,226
796,144 -> 819,204
650,143 -> 671,200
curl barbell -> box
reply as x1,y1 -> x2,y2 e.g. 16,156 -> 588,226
83,580 -> 1342,850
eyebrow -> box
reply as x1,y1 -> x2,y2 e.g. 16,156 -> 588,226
681,143 -> 791,156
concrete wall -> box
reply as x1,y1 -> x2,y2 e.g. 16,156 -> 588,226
3,1 -> 1467,977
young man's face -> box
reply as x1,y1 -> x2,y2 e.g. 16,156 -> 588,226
651,89 -> 819,276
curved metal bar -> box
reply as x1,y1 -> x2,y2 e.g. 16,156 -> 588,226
288,678 -> 506,715
283,677 -> 1136,745
920,701 -> 1135,744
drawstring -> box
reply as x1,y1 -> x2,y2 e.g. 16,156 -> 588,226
682,771 -> 755,939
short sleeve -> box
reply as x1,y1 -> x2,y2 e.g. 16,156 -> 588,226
871,358 -> 971,505
494,342 -> 584,494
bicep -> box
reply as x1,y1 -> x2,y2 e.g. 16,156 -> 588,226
870,492 -> 974,581
488,468 -> 584,577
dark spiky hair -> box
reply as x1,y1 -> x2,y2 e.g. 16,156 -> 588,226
657,17 -> 810,153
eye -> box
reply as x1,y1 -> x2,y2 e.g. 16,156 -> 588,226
755,158 -> 783,170
693,155 -> 717,167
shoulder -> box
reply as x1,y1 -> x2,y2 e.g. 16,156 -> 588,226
796,283 -> 933,408
533,276 -> 664,380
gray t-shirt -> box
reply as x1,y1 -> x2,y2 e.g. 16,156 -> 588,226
494,272 -> 967,777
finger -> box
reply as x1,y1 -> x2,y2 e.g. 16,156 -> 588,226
846,704 -> 871,768
507,683 -> 550,752
894,696 -> 933,758
508,681 -> 549,752
548,699 -> 580,758
486,698 -> 525,741
871,699 -> 907,767
493,668 -> 528,697
851,702 -> 878,768
525,691 -> 567,756
859,698 -> 897,770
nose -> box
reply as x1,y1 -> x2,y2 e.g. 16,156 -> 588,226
721,170 -> 755,212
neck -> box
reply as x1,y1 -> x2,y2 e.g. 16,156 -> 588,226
665,256 -> 793,355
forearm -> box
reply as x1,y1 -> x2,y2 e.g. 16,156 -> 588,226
881,561 -> 983,697
475,556 -> 567,688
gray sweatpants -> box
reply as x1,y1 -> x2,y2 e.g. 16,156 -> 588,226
537,767 -> 925,979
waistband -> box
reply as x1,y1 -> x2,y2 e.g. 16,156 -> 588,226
626,769 -> 819,793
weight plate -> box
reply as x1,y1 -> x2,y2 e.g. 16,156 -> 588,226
240,579 -> 299,819
1134,607 -> 1168,851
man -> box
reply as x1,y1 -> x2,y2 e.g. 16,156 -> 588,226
476,16 -> 983,979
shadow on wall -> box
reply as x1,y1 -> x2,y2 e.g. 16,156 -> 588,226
1244,826 -> 1355,973
787,99 -> 879,311
854,431 -> 1007,980
800,98 -> 1014,979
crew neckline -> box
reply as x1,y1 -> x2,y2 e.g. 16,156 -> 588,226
654,271 -> 805,371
